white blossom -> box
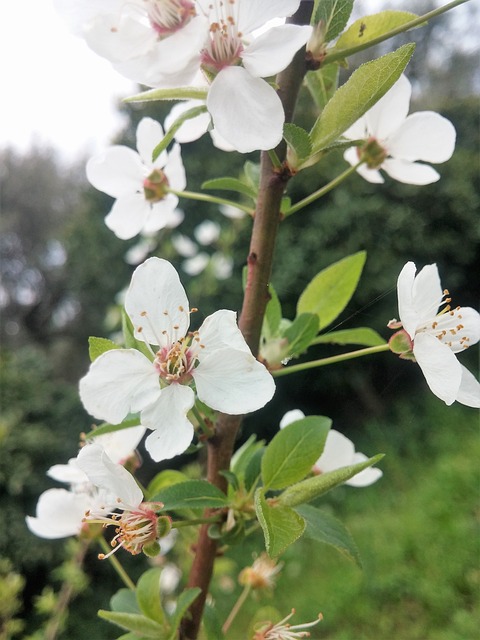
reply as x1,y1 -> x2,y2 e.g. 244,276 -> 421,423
79,258 -> 275,462
87,117 -> 185,239
391,262 -> 480,407
343,75 -> 456,185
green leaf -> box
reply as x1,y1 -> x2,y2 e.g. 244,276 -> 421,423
151,480 -> 228,510
136,569 -> 165,625
167,588 -> 202,640
255,489 -> 305,557
304,63 -> 339,111
297,251 -> 366,331
284,313 -> 320,357
125,87 -> 208,103
152,104 -> 207,162
262,284 -> 282,340
310,43 -> 415,151
278,454 -> 385,507
244,447 -> 264,493
201,177 -> 257,200
313,0 -> 355,41
334,11 -> 420,51
243,161 -> 260,191
110,589 -> 140,615
283,123 -> 312,167
296,505 -> 362,567
202,603 -> 226,640
83,418 -> 141,440
146,470 -> 189,501
97,611 -> 167,638
88,336 -> 120,362
314,327 -> 386,347
262,416 -> 332,491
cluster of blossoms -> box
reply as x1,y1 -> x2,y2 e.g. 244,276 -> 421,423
80,257 -> 275,462
55,0 -> 312,152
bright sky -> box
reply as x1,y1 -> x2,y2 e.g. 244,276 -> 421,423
0,1 -> 135,163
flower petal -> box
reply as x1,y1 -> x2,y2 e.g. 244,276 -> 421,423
346,452 -> 383,487
142,384 -> 195,462
136,117 -> 165,167
366,74 -> 411,141
315,429 -> 355,473
207,67 -> 284,152
198,310 -> 251,354
26,489 -> 89,539
242,24 -> 312,78
193,347 -> 275,413
410,263 -> 443,326
47,459 -> 88,485
79,349 -> 161,424
77,444 -> 143,508
455,365 -> 480,408
105,193 -> 152,240
279,409 -> 306,428
344,148 -> 384,183
86,146 -> 145,198
413,333 -> 462,405
382,158 -> 440,185
90,425 -> 146,464
125,257 -> 190,347
165,100 -> 211,144
163,144 -> 187,191
236,0 -> 301,34
387,112 -> 456,163
84,12 -> 156,63
143,197 -> 181,234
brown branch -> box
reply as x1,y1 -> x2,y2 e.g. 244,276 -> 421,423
179,4 -> 313,638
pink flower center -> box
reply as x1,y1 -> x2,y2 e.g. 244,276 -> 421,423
146,0 -> 196,35
154,331 -> 203,383
200,2 -> 244,75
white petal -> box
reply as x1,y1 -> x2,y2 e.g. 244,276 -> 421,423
242,24 -> 312,78
346,452 -> 383,487
143,197 -> 181,234
413,333 -> 462,405
90,425 -> 146,464
26,489 -> 89,539
165,101 -> 211,144
86,146 -> 145,198
410,263 -> 443,325
197,310 -> 250,354
455,365 -> 480,408
77,444 -> 143,508
136,118 -> 165,167
397,261 -> 419,338
207,67 -> 284,153
387,112 -> 456,163
142,385 -> 195,462
342,116 -> 369,141
163,144 -> 187,191
47,459 -> 88,485
279,409 -> 305,429
79,349 -> 161,424
105,193 -> 152,240
84,12 -> 157,63
125,258 -> 190,347
315,430 -> 355,473
193,347 -> 275,413
382,158 -> 440,185
54,0 -> 122,34
236,0 -> 301,34
210,128 -> 237,152
366,74 -> 412,140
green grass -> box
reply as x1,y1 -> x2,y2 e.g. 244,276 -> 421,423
211,400 -> 480,640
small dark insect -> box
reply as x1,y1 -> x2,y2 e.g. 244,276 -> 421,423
359,22 -> 367,37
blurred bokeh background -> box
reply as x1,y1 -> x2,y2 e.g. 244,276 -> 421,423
1,1 -> 479,638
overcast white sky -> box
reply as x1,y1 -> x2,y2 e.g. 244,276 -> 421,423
0,1 -> 135,163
